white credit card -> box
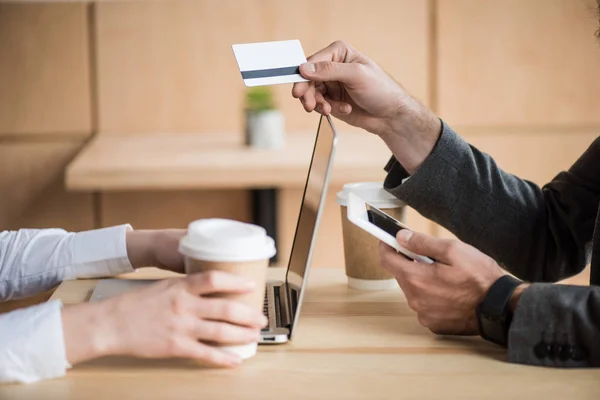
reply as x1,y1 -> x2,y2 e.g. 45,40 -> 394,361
232,40 -> 309,87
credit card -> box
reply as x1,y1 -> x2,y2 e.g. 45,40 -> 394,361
232,40 -> 309,87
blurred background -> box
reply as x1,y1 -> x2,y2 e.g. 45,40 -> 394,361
1,0 -> 599,278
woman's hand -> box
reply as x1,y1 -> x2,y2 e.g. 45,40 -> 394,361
62,271 -> 268,367
125,229 -> 187,273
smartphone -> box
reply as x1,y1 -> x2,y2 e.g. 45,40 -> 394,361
346,193 -> 435,264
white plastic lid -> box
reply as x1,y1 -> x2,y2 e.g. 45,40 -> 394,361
179,219 -> 276,262
221,343 -> 257,360
336,182 -> 404,208
347,277 -> 399,291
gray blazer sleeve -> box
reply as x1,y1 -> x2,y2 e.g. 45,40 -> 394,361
384,121 -> 600,367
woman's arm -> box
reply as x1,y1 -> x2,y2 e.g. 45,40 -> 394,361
1,271 -> 267,384
0,225 -> 135,300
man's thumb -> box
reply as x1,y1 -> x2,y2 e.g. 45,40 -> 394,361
396,230 -> 448,263
396,229 -> 414,246
300,61 -> 357,83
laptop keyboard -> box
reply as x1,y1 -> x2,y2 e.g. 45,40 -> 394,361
262,288 -> 269,332
263,288 -> 269,318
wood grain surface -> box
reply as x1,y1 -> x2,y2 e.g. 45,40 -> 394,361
0,268 -> 596,399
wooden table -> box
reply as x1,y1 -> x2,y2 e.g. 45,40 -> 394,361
1,268 -> 598,400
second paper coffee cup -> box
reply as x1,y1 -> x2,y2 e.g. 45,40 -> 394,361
337,182 -> 405,290
178,218 -> 276,360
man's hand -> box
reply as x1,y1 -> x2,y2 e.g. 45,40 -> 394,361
126,229 -> 186,273
292,41 -> 441,173
292,41 -> 408,135
379,230 -> 506,335
62,271 -> 268,367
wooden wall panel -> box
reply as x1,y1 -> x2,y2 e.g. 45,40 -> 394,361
269,0 -> 431,133
0,140 -> 93,230
437,0 -> 600,127
561,266 -> 591,286
4,179 -> 94,232
95,0 -> 269,135
100,190 -> 252,229
465,130 -> 598,184
0,3 -> 92,136
95,0 -> 430,135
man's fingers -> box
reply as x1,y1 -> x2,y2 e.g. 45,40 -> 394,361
292,81 -> 310,99
192,297 -> 267,328
300,85 -> 318,112
327,98 -> 352,116
300,61 -> 361,85
185,271 -> 256,296
315,82 -> 328,95
396,230 -> 456,264
296,82 -> 339,115
314,91 -> 331,115
305,40 -> 357,64
294,41 -> 361,113
379,241 -> 423,277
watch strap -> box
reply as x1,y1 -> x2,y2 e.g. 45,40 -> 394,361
476,275 -> 523,346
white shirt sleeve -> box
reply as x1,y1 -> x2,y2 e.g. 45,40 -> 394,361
0,225 -> 135,384
0,224 -> 134,300
0,301 -> 68,384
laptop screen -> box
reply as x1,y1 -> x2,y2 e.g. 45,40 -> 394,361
285,115 -> 337,335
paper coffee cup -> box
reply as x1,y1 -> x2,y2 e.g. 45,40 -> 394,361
336,182 -> 405,290
179,218 -> 276,360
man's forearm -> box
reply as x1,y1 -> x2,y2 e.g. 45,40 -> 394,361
378,101 -> 442,175
383,122 -> 593,283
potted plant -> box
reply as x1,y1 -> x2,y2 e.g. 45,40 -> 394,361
244,86 -> 285,149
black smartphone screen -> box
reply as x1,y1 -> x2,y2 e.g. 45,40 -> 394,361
366,203 -> 435,263
366,203 -> 417,261
365,203 -> 406,237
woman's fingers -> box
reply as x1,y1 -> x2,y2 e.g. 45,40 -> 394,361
193,319 -> 261,345
192,296 -> 267,329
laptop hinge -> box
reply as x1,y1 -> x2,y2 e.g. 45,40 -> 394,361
277,283 -> 292,328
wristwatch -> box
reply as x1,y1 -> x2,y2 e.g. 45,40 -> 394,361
476,275 -> 523,346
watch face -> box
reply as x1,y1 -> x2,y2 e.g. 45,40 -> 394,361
479,314 -> 508,346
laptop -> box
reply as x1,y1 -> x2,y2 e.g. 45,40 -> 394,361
89,114 -> 338,345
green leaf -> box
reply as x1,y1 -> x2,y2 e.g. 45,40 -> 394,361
245,86 -> 276,111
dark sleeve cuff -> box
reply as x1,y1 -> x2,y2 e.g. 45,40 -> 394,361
382,119 -> 467,204
507,283 -> 598,367
383,156 -> 410,188
382,119 -> 447,189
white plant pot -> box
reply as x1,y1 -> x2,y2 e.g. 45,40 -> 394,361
245,110 -> 285,149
